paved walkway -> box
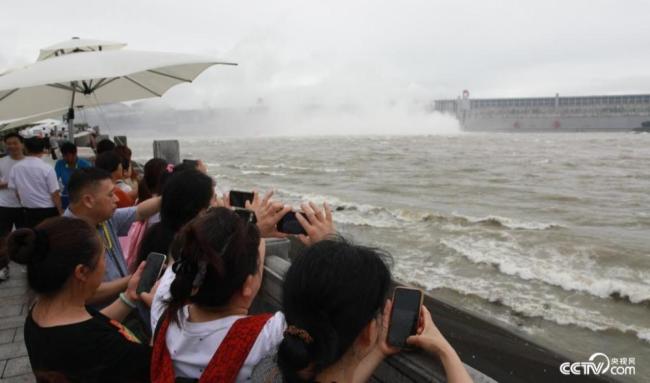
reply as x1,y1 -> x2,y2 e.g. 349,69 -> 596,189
0,263 -> 34,383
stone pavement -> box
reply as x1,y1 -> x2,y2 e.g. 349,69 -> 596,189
0,263 -> 34,383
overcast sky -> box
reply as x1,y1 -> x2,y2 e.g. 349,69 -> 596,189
2,0 -> 650,134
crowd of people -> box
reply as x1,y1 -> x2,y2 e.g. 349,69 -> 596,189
0,132 -> 473,383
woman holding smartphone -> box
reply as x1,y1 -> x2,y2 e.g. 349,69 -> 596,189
254,238 -> 473,383
5,217 -> 151,382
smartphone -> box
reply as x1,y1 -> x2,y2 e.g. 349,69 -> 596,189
182,159 -> 198,168
277,211 -> 307,235
136,252 -> 167,295
229,190 -> 254,208
387,287 -> 423,348
234,207 -> 257,224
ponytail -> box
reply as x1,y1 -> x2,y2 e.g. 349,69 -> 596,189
165,207 -> 260,324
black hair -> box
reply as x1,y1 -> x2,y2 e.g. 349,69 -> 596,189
137,158 -> 168,202
95,151 -> 122,173
114,145 -> 132,171
60,142 -> 77,155
3,132 -> 23,143
24,137 -> 45,154
4,217 -> 102,296
96,139 -> 115,154
277,238 -> 392,382
134,169 -> 214,272
67,168 -> 112,203
166,207 -> 261,323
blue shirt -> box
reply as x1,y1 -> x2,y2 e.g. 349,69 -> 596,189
64,207 -> 136,282
55,158 -> 92,199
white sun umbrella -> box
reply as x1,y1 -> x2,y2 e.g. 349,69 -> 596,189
37,37 -> 127,61
0,49 -> 236,139
0,108 -> 68,133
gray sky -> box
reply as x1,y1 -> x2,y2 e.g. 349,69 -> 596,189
2,0 -> 650,134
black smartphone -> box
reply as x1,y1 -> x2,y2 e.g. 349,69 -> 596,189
136,252 -> 167,295
182,159 -> 198,168
229,190 -> 254,208
277,211 -> 307,235
387,287 -> 423,348
234,208 -> 257,224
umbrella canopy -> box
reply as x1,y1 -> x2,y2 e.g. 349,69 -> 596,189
0,108 -> 67,133
0,49 -> 236,122
37,38 -> 127,61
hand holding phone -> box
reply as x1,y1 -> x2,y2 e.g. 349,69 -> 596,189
387,287 -> 423,348
277,211 -> 307,235
229,190 -> 254,208
136,252 -> 167,295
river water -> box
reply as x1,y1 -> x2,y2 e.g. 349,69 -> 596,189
130,132 -> 649,382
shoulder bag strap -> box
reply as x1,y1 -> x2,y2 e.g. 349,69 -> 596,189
199,313 -> 274,383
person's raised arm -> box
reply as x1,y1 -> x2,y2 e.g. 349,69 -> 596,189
407,307 -> 473,383
135,195 -> 161,221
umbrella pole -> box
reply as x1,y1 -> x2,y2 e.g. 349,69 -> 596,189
67,83 -> 76,141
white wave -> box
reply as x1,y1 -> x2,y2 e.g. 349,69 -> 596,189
639,330 -> 650,343
458,214 -> 561,230
333,213 -> 397,228
440,236 -> 650,304
323,167 -> 344,173
240,170 -> 287,177
274,188 -> 562,232
232,162 -> 310,171
392,255 -> 650,344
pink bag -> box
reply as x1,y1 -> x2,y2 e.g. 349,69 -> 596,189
125,219 -> 148,272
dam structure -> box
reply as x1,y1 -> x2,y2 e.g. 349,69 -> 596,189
433,91 -> 650,132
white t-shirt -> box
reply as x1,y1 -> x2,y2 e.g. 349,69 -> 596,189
151,266 -> 286,382
0,156 -> 22,207
8,156 -> 59,208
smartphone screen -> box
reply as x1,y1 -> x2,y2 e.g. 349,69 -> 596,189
277,211 -> 307,235
136,252 -> 167,294
387,288 -> 423,348
229,190 -> 254,208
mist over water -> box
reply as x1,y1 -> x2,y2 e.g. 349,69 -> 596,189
128,132 -> 650,383
91,95 -> 461,137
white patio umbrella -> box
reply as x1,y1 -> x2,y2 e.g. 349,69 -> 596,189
0,49 -> 236,139
0,108 -> 67,133
37,37 -> 127,61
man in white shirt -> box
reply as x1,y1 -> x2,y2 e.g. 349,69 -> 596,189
8,137 -> 62,228
0,132 -> 26,281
